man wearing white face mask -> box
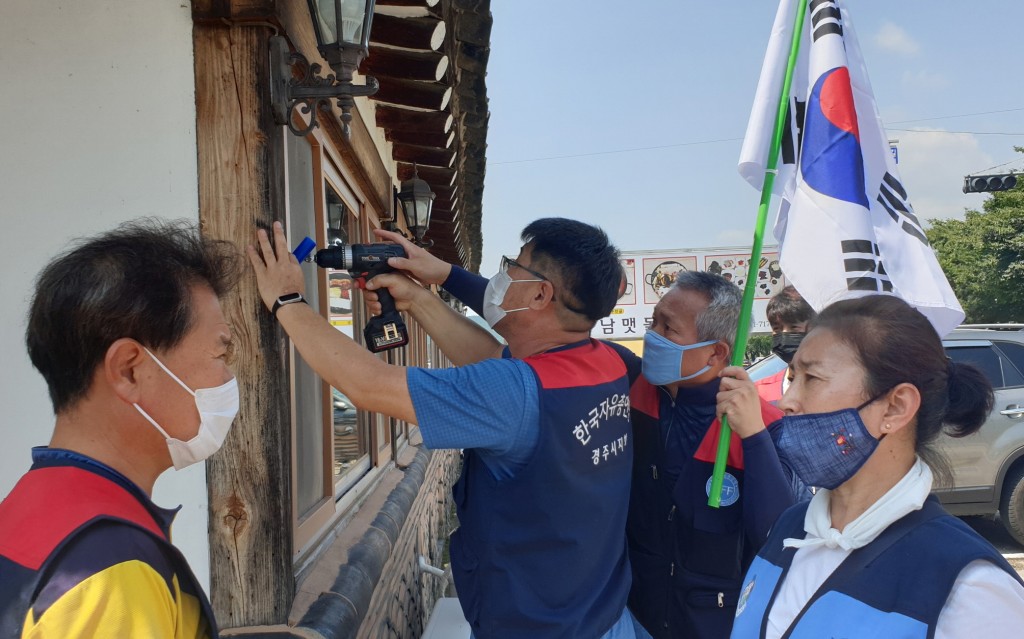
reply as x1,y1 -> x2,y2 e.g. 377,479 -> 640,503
0,220 -> 240,638
250,218 -> 645,639
390,263 -> 806,639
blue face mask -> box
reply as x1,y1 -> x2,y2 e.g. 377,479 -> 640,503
772,395 -> 886,490
642,330 -> 717,386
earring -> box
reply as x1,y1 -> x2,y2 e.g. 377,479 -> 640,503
883,423 -> 892,431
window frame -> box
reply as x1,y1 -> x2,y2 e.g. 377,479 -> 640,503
287,128 -> 432,567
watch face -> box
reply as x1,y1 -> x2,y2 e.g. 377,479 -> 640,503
279,292 -> 302,303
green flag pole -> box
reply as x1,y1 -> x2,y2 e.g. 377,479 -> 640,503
708,0 -> 808,508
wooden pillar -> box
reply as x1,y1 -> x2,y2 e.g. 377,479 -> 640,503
193,19 -> 294,627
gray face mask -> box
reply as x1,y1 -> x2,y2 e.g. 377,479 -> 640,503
771,331 -> 805,364
481,269 -> 542,329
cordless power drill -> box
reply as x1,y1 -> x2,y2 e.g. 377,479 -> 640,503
294,238 -> 409,353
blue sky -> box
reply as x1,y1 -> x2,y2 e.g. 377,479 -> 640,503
476,1 -> 1024,275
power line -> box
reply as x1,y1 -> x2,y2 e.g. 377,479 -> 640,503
889,128 -> 1024,136
972,156 -> 1024,174
489,137 -> 744,165
888,106 -> 1024,124
488,107 -> 1024,166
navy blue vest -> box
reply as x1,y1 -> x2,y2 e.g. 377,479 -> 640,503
626,376 -> 787,639
731,496 -> 1022,638
450,339 -> 633,639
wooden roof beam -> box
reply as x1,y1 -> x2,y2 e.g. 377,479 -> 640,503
392,143 -> 455,168
398,162 -> 455,186
385,128 -> 454,149
372,79 -> 451,111
375,105 -> 452,133
377,0 -> 440,7
369,13 -> 445,52
362,46 -> 449,82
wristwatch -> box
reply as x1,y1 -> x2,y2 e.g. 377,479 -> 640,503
271,292 -> 306,317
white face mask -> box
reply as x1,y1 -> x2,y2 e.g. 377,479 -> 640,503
134,348 -> 239,470
482,270 -> 543,329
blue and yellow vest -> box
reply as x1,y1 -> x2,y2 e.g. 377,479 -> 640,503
0,454 -> 217,638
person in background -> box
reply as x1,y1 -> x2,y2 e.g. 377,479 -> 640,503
726,295 -> 1024,638
755,286 -> 816,404
0,220 -> 239,638
249,219 -> 644,639
368,242 -> 804,639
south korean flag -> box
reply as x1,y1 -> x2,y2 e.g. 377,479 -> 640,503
738,0 -> 964,336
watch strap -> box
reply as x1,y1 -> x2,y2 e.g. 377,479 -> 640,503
272,293 -> 306,317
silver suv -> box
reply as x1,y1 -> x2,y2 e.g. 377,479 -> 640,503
936,325 -> 1024,544
747,325 -> 1024,544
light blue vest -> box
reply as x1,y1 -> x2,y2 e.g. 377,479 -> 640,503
731,496 -> 1021,638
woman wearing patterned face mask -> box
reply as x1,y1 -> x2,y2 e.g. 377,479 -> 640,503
719,295 -> 1024,638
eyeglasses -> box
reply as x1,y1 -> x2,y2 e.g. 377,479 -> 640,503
501,255 -> 592,317
501,255 -> 548,282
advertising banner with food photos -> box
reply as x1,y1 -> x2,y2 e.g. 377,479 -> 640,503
592,247 -> 786,341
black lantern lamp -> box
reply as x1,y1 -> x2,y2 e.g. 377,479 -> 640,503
270,0 -> 378,138
396,165 -> 435,247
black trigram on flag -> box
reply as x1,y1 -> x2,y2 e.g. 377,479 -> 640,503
809,0 -> 843,42
876,172 -> 929,246
841,240 -> 892,292
780,98 -> 806,168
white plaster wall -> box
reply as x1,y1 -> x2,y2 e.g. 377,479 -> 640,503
0,1 -> 210,591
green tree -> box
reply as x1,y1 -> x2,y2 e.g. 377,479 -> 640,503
927,151 -> 1024,323
745,334 -> 773,363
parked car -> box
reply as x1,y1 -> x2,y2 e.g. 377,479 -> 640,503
332,388 -> 361,475
747,324 -> 1024,544
332,388 -> 354,426
745,353 -> 788,382
937,325 -> 1024,544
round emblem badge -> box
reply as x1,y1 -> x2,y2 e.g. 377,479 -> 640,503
706,472 -> 740,507
736,577 -> 756,617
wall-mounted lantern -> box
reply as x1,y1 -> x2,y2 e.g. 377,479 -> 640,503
270,0 -> 378,138
396,165 -> 435,247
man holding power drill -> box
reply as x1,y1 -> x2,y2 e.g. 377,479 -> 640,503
248,218 -> 645,639
374,234 -> 805,639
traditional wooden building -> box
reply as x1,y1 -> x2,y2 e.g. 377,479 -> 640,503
1,1 -> 490,636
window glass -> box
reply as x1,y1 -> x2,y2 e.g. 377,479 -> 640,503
995,342 -> 1024,387
324,184 -> 370,484
946,345 -> 1005,388
287,134 -> 325,517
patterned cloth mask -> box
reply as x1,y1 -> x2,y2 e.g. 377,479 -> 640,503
772,396 -> 885,490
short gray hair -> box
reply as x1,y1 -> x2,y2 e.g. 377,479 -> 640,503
672,271 -> 743,346
26,219 -> 241,413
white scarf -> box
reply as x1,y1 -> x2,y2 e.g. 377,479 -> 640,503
783,457 -> 933,551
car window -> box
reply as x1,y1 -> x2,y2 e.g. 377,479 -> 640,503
746,354 -> 788,382
994,341 -> 1024,386
946,345 -> 1004,388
